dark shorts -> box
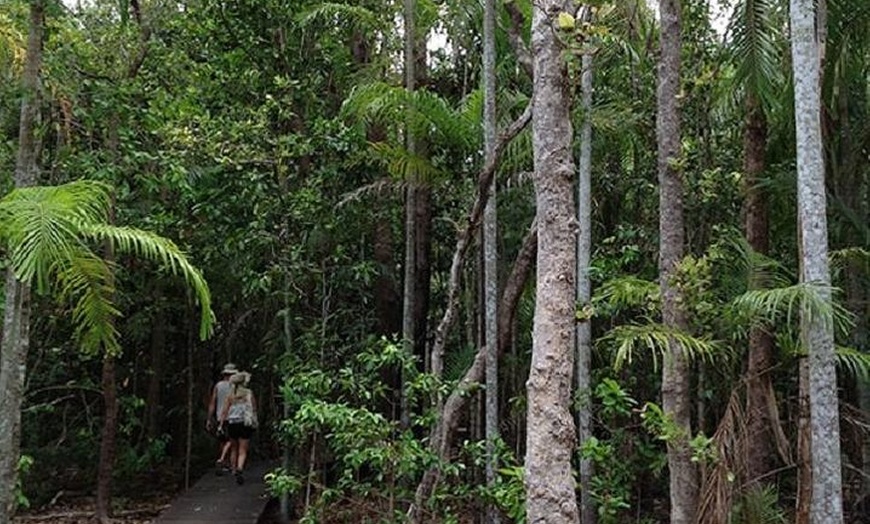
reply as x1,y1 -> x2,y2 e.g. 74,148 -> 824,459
227,422 -> 254,440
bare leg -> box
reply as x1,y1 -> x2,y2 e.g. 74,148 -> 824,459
234,438 -> 249,485
237,438 -> 249,472
218,439 -> 232,463
230,438 -> 239,471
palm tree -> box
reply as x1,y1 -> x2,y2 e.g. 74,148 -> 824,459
482,0 -> 500,522
724,0 -> 787,491
0,180 -> 213,523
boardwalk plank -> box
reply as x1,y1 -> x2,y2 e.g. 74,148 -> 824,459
154,461 -> 273,524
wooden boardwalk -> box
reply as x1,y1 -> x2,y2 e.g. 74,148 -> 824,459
154,461 -> 274,524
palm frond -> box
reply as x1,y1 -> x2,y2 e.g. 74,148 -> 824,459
369,142 -> 447,184
599,322 -> 724,370
731,484 -> 788,524
0,181 -> 214,350
730,282 -> 854,337
81,223 -> 214,339
295,2 -> 380,31
592,276 -> 659,314
342,82 -> 476,151
57,252 -> 121,354
0,180 -> 112,292
830,247 -> 870,273
836,346 -> 870,381
716,231 -> 793,290
725,0 -> 786,113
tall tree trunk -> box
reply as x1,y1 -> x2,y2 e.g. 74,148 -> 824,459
790,1 -> 843,522
0,2 -> 43,521
656,1 -> 697,522
575,22 -> 595,524
413,30 -> 432,386
401,0 -> 417,428
146,282 -> 165,440
96,356 -> 118,524
525,2 -> 579,522
796,358 -> 812,524
742,95 -> 777,486
96,199 -> 118,523
482,0 -> 500,522
96,4 -> 151,516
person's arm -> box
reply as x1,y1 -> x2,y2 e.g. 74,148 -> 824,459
206,385 -> 217,429
219,395 -> 232,424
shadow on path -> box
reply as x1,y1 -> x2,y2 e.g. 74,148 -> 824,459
154,461 -> 274,524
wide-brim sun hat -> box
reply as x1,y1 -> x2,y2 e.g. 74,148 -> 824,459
222,363 -> 238,375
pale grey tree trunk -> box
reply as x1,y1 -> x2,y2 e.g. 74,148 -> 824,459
0,2 -> 43,521
796,357 -> 812,524
525,2 -> 579,522
656,1 -> 697,522
789,1 -> 844,522
482,0 -> 500,522
575,29 -> 595,524
401,0 -> 417,428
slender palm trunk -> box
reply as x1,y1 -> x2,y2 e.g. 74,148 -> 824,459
656,1 -> 697,522
525,2 -> 579,522
575,31 -> 595,524
790,1 -> 843,522
0,2 -> 43,521
482,0 -> 500,522
401,0 -> 417,428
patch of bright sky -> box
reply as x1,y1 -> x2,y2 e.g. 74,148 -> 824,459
428,0 -> 732,55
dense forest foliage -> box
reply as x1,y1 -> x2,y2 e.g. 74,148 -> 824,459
0,0 -> 867,523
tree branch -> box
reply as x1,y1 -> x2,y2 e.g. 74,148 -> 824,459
429,102 -> 532,380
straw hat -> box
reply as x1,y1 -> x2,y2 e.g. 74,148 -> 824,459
222,363 -> 239,375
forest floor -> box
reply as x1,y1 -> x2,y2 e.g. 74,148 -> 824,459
11,496 -> 172,524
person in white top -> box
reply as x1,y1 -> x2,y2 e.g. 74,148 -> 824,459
219,371 -> 257,485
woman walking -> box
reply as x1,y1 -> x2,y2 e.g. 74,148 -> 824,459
219,371 -> 257,485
